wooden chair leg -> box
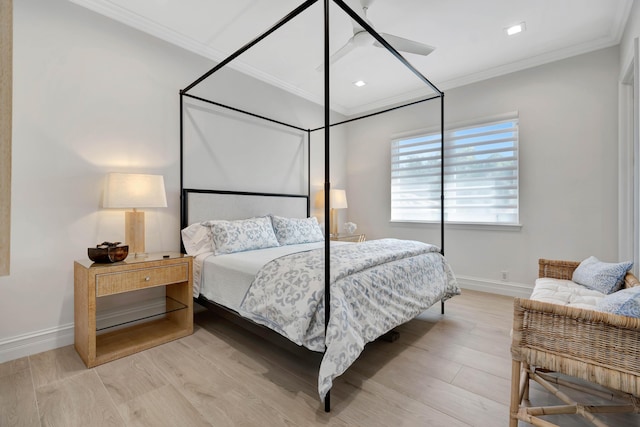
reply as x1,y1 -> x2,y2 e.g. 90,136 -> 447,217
510,359 -> 522,427
522,362 -> 530,401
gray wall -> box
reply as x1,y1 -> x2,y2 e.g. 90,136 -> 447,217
621,0 -> 640,72
346,47 -> 621,294
0,0 -> 346,361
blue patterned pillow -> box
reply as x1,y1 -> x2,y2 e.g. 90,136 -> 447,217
271,215 -> 324,245
572,256 -> 633,294
203,216 -> 279,255
596,287 -> 640,318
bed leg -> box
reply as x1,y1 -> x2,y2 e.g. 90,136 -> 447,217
441,300 -> 445,315
377,329 -> 400,342
324,391 -> 331,412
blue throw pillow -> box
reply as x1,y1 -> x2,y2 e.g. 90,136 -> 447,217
271,215 -> 324,245
596,287 -> 640,318
203,216 -> 280,255
572,256 -> 633,294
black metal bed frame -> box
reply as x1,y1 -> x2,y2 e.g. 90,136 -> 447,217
179,0 -> 444,412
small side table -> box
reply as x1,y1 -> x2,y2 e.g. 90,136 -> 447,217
330,233 -> 366,243
74,252 -> 193,368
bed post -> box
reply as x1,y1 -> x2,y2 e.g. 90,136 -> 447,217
323,0 -> 331,413
440,93 -> 445,315
307,129 -> 311,217
440,93 -> 445,257
179,0 -> 447,411
179,90 -> 186,253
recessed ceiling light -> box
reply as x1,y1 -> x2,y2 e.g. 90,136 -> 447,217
505,22 -> 526,36
353,80 -> 367,87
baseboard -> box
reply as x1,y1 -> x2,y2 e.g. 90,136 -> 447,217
457,275 -> 533,299
0,323 -> 75,364
0,299 -> 167,364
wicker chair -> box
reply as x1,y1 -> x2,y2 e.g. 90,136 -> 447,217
510,259 -> 640,427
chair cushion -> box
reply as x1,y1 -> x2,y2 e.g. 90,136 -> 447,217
531,278 -> 606,310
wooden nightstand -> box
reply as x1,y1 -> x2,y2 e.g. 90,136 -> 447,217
74,252 -> 193,368
330,234 -> 366,243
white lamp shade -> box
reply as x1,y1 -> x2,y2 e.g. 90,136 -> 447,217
329,189 -> 348,209
103,173 -> 167,209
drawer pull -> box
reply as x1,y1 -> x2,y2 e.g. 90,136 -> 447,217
144,276 -> 151,281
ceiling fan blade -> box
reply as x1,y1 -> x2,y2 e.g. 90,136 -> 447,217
315,38 -> 357,71
375,33 -> 435,56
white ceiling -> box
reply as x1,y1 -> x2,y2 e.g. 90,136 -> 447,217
70,0 -> 633,116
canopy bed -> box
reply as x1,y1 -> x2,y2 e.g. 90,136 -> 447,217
178,0 -> 454,412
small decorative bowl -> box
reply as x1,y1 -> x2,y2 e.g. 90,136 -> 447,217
88,242 -> 129,263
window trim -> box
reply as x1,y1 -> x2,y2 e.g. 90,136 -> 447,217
389,219 -> 523,231
390,112 -> 520,227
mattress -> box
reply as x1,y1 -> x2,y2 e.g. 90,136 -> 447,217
193,241 -> 349,311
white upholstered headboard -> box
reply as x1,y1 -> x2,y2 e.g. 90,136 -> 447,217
182,189 -> 309,227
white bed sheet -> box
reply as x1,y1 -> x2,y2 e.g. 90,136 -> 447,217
194,241 -> 349,312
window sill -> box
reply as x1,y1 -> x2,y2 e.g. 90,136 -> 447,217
389,220 -> 523,232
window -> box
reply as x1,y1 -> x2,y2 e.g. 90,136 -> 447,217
391,114 -> 519,225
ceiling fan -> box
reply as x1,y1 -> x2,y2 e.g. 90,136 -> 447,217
320,0 -> 435,69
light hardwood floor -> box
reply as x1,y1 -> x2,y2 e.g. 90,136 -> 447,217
1,290 -> 638,426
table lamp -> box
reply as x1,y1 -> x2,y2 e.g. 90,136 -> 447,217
103,173 -> 167,257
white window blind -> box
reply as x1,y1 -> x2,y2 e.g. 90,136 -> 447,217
391,115 -> 519,224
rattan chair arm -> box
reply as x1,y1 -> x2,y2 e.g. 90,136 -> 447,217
538,259 -> 580,280
624,272 -> 640,288
538,258 -> 640,288
512,297 -> 640,337
511,297 -> 640,396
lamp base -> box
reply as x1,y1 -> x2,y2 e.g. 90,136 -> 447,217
125,210 -> 145,255
330,208 -> 338,236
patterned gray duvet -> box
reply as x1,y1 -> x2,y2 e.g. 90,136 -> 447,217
239,238 -> 460,400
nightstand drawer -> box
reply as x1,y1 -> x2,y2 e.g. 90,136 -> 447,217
96,263 -> 189,296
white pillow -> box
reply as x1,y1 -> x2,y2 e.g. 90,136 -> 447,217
203,216 -> 280,255
271,215 -> 324,245
181,222 -> 213,256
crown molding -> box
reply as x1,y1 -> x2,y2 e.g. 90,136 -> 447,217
68,0 -> 351,115
69,0 -> 631,118
436,36 -> 623,94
